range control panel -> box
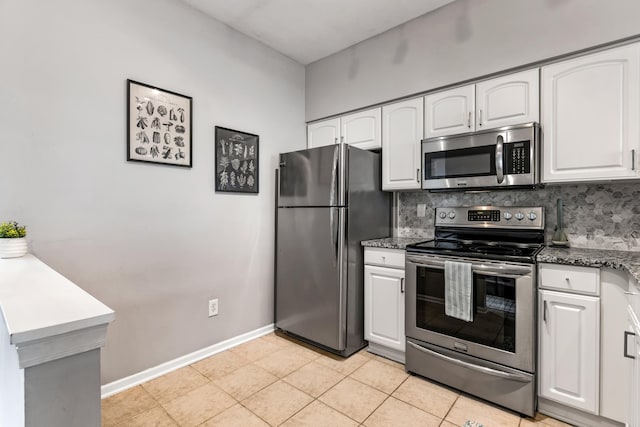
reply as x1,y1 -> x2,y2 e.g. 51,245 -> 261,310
435,206 -> 544,229
468,209 -> 501,222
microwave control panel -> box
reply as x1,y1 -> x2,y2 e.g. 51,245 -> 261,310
504,141 -> 530,174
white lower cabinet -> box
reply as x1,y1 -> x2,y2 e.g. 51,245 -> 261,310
539,265 -> 639,426
628,317 -> 639,427
539,289 -> 600,414
364,248 -> 405,363
633,325 -> 640,427
600,269 -> 633,424
628,286 -> 640,427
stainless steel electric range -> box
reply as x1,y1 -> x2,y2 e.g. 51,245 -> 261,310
405,206 -> 545,417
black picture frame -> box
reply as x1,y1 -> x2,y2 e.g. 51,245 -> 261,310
127,79 -> 193,168
214,126 -> 259,193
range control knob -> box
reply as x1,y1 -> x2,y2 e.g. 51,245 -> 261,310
439,212 -> 447,219
528,212 -> 537,221
449,212 -> 456,219
515,212 -> 525,221
503,212 -> 513,220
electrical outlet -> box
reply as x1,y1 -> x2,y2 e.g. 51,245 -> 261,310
208,299 -> 219,317
417,204 -> 426,218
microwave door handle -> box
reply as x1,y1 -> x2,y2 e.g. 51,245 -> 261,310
496,134 -> 505,184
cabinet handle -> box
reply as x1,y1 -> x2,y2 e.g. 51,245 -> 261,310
543,300 -> 548,323
479,109 -> 483,126
400,278 -> 405,293
416,168 -> 420,182
468,112 -> 471,128
624,331 -> 636,359
334,137 -> 338,144
633,149 -> 636,171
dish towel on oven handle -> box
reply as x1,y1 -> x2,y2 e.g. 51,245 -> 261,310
444,260 -> 473,322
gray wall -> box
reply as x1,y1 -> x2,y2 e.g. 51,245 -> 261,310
398,182 -> 640,251
25,350 -> 101,427
306,0 -> 640,121
0,0 -> 305,383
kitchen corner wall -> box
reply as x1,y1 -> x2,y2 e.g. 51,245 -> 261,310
398,182 -> 640,251
0,0 -> 305,383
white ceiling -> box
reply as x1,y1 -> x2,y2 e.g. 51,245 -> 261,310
180,0 -> 455,64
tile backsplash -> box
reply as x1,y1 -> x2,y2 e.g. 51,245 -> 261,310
397,182 -> 640,251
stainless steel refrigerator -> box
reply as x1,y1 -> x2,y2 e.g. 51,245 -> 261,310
275,144 -> 391,357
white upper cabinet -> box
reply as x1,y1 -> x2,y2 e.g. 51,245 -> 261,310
307,108 -> 381,150
307,118 -> 340,148
542,43 -> 640,183
425,85 -> 475,138
476,69 -> 539,130
424,69 -> 539,139
341,108 -> 382,150
382,98 -> 423,190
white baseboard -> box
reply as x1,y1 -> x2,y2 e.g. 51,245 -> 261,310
101,323 -> 275,398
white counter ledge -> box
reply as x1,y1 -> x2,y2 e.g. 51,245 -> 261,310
0,254 -> 115,427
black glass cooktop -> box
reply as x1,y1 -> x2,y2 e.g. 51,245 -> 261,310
406,238 -> 544,263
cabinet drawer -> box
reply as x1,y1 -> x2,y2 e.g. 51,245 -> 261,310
539,263 -> 600,295
364,247 -> 405,268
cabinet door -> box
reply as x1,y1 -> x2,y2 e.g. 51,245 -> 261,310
476,69 -> 539,130
633,321 -> 640,427
539,290 -> 600,413
364,265 -> 405,352
382,98 -> 423,190
542,43 -> 640,183
341,108 -> 381,150
307,118 -> 340,148
600,269 -> 632,424
424,85 -> 475,138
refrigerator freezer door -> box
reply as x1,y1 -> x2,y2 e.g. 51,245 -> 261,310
276,207 -> 347,351
278,145 -> 345,207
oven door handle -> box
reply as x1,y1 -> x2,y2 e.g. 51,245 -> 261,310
408,342 -> 531,383
406,256 -> 532,277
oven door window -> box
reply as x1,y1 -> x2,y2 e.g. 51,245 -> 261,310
415,266 -> 516,353
424,145 -> 496,179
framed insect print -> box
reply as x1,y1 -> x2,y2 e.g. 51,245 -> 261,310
214,126 -> 259,193
127,79 -> 192,167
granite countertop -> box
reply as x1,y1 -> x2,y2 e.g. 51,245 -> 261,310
362,236 -> 640,285
537,246 -> 640,285
361,236 -> 427,250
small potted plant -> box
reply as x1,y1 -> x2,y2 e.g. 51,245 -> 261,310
0,221 -> 28,258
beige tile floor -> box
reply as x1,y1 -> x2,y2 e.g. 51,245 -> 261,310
102,333 -> 571,427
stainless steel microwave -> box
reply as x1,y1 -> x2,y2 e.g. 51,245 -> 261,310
421,123 -> 540,191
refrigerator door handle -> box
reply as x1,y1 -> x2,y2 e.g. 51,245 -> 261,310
336,208 -> 346,350
338,144 -> 347,206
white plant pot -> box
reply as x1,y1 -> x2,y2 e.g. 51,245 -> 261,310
0,238 -> 28,259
